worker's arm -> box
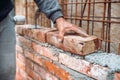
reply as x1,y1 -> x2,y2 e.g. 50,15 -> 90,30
34,0 -> 88,41
34,0 -> 63,23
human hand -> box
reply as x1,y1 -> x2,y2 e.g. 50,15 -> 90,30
56,17 -> 89,42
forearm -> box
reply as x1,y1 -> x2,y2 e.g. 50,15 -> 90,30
34,0 -> 63,23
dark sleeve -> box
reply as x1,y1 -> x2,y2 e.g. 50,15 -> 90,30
34,0 -> 63,23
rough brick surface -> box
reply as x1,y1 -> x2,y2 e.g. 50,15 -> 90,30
59,53 -> 109,80
46,31 -> 99,55
114,73 -> 120,80
16,25 -> 120,80
16,26 -> 99,56
59,53 -> 91,75
31,42 -> 58,61
63,35 -> 99,55
34,64 -> 58,80
18,36 -> 32,48
43,60 -> 72,80
46,31 -> 64,49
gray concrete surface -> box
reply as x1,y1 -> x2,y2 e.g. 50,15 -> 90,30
85,51 -> 120,73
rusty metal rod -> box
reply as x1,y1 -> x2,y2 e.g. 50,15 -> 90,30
64,17 -> 120,24
75,0 -> 78,24
92,0 -> 95,35
101,0 -> 107,50
70,0 -> 73,23
87,0 -> 91,34
63,15 -> 120,19
63,1 -> 120,4
107,0 -> 111,53
79,0 -> 88,27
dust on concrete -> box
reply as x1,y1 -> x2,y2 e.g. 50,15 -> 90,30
85,51 -> 120,73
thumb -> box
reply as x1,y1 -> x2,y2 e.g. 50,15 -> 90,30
58,30 -> 65,42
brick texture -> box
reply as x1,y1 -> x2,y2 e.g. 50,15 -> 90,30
59,53 -> 108,80
16,25 -> 119,80
114,73 -> 120,80
16,25 -> 99,56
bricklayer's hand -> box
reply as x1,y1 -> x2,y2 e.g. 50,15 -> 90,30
56,17 -> 89,42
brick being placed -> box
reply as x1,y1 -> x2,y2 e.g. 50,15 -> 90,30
16,26 -> 99,56
46,31 -> 99,56
16,25 -> 100,56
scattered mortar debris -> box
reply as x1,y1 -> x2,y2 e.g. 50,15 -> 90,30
85,51 -> 120,73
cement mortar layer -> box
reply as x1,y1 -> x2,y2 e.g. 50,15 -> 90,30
28,36 -> 120,73
85,51 -> 120,73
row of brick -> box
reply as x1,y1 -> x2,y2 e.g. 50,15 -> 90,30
16,36 -> 120,80
16,45 -> 72,80
16,25 -> 99,56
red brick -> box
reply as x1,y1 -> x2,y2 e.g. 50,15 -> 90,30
59,53 -> 109,80
17,53 -> 26,63
35,28 -> 57,42
26,67 -> 34,79
33,73 -> 42,80
114,73 -> 120,80
46,31 -> 99,55
26,67 -> 41,80
33,55 -> 43,66
31,42 -> 42,53
16,25 -> 57,43
46,31 -> 64,49
43,60 -> 72,80
19,69 -> 31,80
16,59 -> 26,71
34,64 -> 58,80
31,42 -> 58,61
16,45 -> 23,54
25,59 -> 34,69
16,71 -> 22,80
59,53 -> 91,75
16,26 -> 24,35
24,50 -> 34,61
63,35 -> 99,55
18,36 -> 31,48
40,47 -> 58,61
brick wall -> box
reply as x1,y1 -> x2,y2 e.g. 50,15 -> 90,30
16,25 -> 120,80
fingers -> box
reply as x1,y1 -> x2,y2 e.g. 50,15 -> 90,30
58,29 -> 65,42
72,26 -> 89,37
65,25 -> 89,37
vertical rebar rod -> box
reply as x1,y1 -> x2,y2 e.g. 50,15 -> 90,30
92,0 -> 95,35
64,0 -> 67,16
79,0 -> 88,27
105,0 -> 111,52
75,0 -> 78,24
87,0 -> 91,34
107,0 -> 111,53
101,0 -> 107,50
70,0 -> 73,23
80,0 -> 83,27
